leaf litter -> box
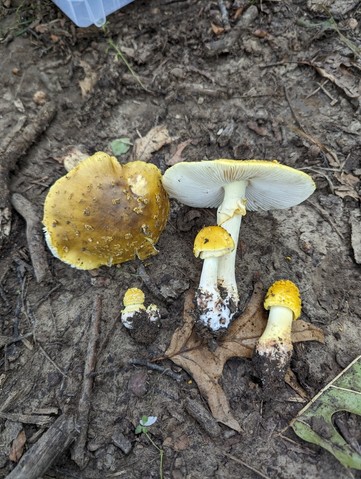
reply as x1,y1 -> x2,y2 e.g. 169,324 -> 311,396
290,355 -> 361,470
163,283 -> 324,431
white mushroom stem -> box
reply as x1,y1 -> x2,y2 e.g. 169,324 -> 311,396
217,180 -> 247,308
121,303 -> 146,329
257,305 -> 293,354
196,255 -> 232,331
199,256 -> 218,292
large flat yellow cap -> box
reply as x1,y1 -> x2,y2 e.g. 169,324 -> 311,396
43,152 -> 169,270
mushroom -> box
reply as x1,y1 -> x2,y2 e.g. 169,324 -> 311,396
193,225 -> 235,333
253,279 -> 302,390
162,159 -> 315,320
43,152 -> 169,270
121,287 -> 161,344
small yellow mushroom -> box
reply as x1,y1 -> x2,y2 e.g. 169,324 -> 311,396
193,225 -> 235,334
121,287 -> 161,345
253,279 -> 301,391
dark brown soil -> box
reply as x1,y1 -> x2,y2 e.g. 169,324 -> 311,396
0,1 -> 360,478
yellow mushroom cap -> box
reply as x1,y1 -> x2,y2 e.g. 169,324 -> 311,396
123,288 -> 145,307
264,279 -> 301,320
193,225 -> 235,259
43,152 -> 170,270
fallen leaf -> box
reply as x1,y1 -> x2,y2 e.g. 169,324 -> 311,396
34,24 -> 48,33
166,140 -> 193,166
78,60 -> 98,97
163,283 -> 324,431
247,121 -> 270,137
290,126 -> 341,168
163,432 -> 190,451
333,171 -> 360,200
9,430 -> 26,462
53,145 -> 90,172
290,355 -> 361,470
301,54 -> 361,103
211,23 -> 225,36
232,6 -> 244,20
131,125 -> 172,162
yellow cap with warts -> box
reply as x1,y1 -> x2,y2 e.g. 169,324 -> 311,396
264,279 -> 301,320
123,288 -> 145,308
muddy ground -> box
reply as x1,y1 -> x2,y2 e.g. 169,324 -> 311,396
0,0 -> 361,478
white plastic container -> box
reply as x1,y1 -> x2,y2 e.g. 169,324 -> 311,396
52,0 -> 134,27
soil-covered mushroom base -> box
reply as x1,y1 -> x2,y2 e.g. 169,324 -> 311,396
0,0 -> 360,478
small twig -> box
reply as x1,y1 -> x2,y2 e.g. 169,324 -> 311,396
224,453 -> 271,479
129,358 -> 184,382
306,199 -> 344,240
107,38 -> 151,93
299,167 -> 336,194
205,5 -> 258,54
317,80 -> 338,105
0,101 -> 57,248
284,86 -> 307,132
218,0 -> 231,31
97,312 -> 121,356
11,193 -> 51,283
38,343 -> 68,378
71,295 -> 102,468
6,415 -> 77,479
34,284 -> 62,309
0,332 -> 33,349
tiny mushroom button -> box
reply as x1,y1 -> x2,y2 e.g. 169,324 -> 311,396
43,152 -> 169,270
162,159 -> 315,317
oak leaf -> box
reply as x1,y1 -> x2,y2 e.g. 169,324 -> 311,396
164,283 -> 324,431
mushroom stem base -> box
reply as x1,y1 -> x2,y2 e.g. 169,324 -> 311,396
195,288 -> 233,334
253,340 -> 293,395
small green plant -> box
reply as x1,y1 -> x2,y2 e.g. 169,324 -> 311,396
110,137 -> 132,156
135,416 -> 164,479
101,24 -> 149,92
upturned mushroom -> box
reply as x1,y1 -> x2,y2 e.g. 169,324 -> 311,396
193,225 -> 235,333
121,287 -> 161,344
43,152 -> 169,270
162,159 -> 315,322
253,279 -> 302,389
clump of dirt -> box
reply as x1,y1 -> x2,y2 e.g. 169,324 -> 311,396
0,0 -> 360,478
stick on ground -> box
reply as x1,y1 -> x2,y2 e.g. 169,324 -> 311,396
71,294 -> 102,469
11,193 -> 51,283
0,101 -> 57,249
6,414 -> 77,479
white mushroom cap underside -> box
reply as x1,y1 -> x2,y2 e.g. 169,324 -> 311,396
162,160 -> 316,211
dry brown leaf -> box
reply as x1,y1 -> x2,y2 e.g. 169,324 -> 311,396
131,125 -> 173,162
301,55 -> 360,102
166,139 -> 193,166
78,60 -> 98,97
290,126 -> 340,168
211,23 -> 225,36
164,283 -> 324,431
53,145 -> 90,171
9,430 -> 26,462
163,432 -> 190,451
334,172 -> 360,200
247,121 -> 270,137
